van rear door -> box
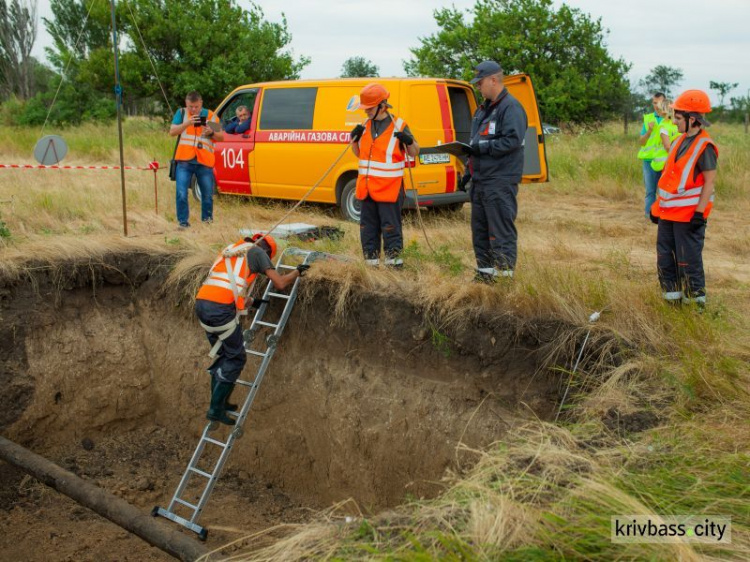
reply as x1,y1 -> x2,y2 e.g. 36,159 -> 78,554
503,74 -> 548,183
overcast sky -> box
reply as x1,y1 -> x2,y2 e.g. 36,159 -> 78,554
32,0 -> 750,106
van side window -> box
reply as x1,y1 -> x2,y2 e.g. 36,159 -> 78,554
219,90 -> 258,127
448,87 -> 472,144
260,88 -> 317,130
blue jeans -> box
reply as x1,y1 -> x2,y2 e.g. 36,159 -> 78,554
175,161 -> 214,225
642,160 -> 662,218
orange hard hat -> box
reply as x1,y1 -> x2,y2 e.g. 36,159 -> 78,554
358,83 -> 390,109
252,233 -> 277,260
672,90 -> 711,114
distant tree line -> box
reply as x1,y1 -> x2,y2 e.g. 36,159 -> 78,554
1,0 -> 746,127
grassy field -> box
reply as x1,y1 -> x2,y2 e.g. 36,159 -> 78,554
1,119 -> 749,560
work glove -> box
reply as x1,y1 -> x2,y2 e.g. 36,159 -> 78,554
649,211 -> 659,225
394,131 -> 414,147
470,139 -> 490,156
250,298 -> 270,309
296,264 -> 310,276
457,172 -> 471,192
350,124 -> 365,143
689,211 -> 707,232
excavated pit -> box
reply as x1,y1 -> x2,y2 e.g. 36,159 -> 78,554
0,251 -> 573,560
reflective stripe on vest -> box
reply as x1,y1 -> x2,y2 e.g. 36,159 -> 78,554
637,113 -> 663,160
650,120 -> 680,172
652,130 -> 718,222
355,117 -> 406,203
174,110 -> 219,167
196,240 -> 256,309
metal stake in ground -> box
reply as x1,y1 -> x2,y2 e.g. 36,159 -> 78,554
110,0 -> 128,237
555,310 -> 602,422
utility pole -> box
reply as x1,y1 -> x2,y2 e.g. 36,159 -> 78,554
110,0 -> 128,236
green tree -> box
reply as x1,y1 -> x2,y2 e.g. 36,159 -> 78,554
709,80 -> 738,108
403,0 -> 631,124
0,0 -> 38,100
340,56 -> 379,78
24,0 -> 309,125
641,65 -> 683,98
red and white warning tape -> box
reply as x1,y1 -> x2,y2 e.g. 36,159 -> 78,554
0,162 -> 163,171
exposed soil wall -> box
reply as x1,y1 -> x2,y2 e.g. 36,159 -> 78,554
0,251 -> 569,559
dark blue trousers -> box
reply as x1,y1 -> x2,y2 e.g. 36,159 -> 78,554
359,193 -> 404,260
656,219 -> 706,297
195,299 -> 246,383
470,179 -> 518,270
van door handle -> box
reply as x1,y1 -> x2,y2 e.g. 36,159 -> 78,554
417,180 -> 439,186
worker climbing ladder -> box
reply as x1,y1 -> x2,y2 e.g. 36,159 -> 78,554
153,247 -> 317,540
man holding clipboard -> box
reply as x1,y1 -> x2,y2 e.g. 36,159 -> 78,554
463,61 -> 527,281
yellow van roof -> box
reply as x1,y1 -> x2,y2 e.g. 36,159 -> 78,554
231,77 -> 472,91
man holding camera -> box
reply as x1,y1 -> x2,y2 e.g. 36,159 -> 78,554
169,91 -> 224,229
461,61 -> 527,282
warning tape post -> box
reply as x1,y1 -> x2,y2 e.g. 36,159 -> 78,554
0,162 -> 165,216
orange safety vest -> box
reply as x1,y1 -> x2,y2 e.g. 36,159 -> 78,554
196,240 -> 258,310
355,116 -> 407,203
651,129 -> 718,222
174,109 -> 220,168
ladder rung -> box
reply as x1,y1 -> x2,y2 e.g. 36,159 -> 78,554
203,436 -> 227,448
268,292 -> 290,299
256,320 -> 278,328
236,379 -> 256,388
246,349 -> 267,358
174,498 -> 198,511
189,467 -> 212,479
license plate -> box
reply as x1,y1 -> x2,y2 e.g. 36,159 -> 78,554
419,153 -> 450,165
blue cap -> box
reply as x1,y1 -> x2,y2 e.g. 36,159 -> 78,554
470,61 -> 503,84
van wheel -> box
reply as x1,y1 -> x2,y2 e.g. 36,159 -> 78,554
191,177 -> 218,202
339,179 -> 361,223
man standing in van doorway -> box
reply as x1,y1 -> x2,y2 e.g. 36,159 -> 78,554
464,61 -> 527,282
169,91 -> 224,229
350,83 -> 420,267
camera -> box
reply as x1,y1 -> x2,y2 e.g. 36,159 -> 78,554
198,115 -> 207,127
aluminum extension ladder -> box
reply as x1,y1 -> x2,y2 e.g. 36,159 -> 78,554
153,247 -> 316,540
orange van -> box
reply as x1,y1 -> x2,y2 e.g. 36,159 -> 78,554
207,77 -> 547,221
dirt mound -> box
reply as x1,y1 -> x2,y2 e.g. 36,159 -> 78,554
0,251 -> 571,559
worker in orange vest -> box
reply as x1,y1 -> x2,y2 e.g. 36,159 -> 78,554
169,91 -> 223,229
350,83 -> 420,267
649,90 -> 718,306
195,234 -> 308,425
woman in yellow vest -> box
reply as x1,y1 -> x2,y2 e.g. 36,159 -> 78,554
195,234 -> 307,425
650,98 -> 680,176
637,92 -> 666,219
349,83 -> 420,267
649,90 -> 717,307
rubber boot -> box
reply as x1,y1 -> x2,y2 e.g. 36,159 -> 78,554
210,377 -> 238,411
207,382 -> 236,426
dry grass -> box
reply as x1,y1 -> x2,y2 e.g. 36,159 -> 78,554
2,120 -> 749,559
